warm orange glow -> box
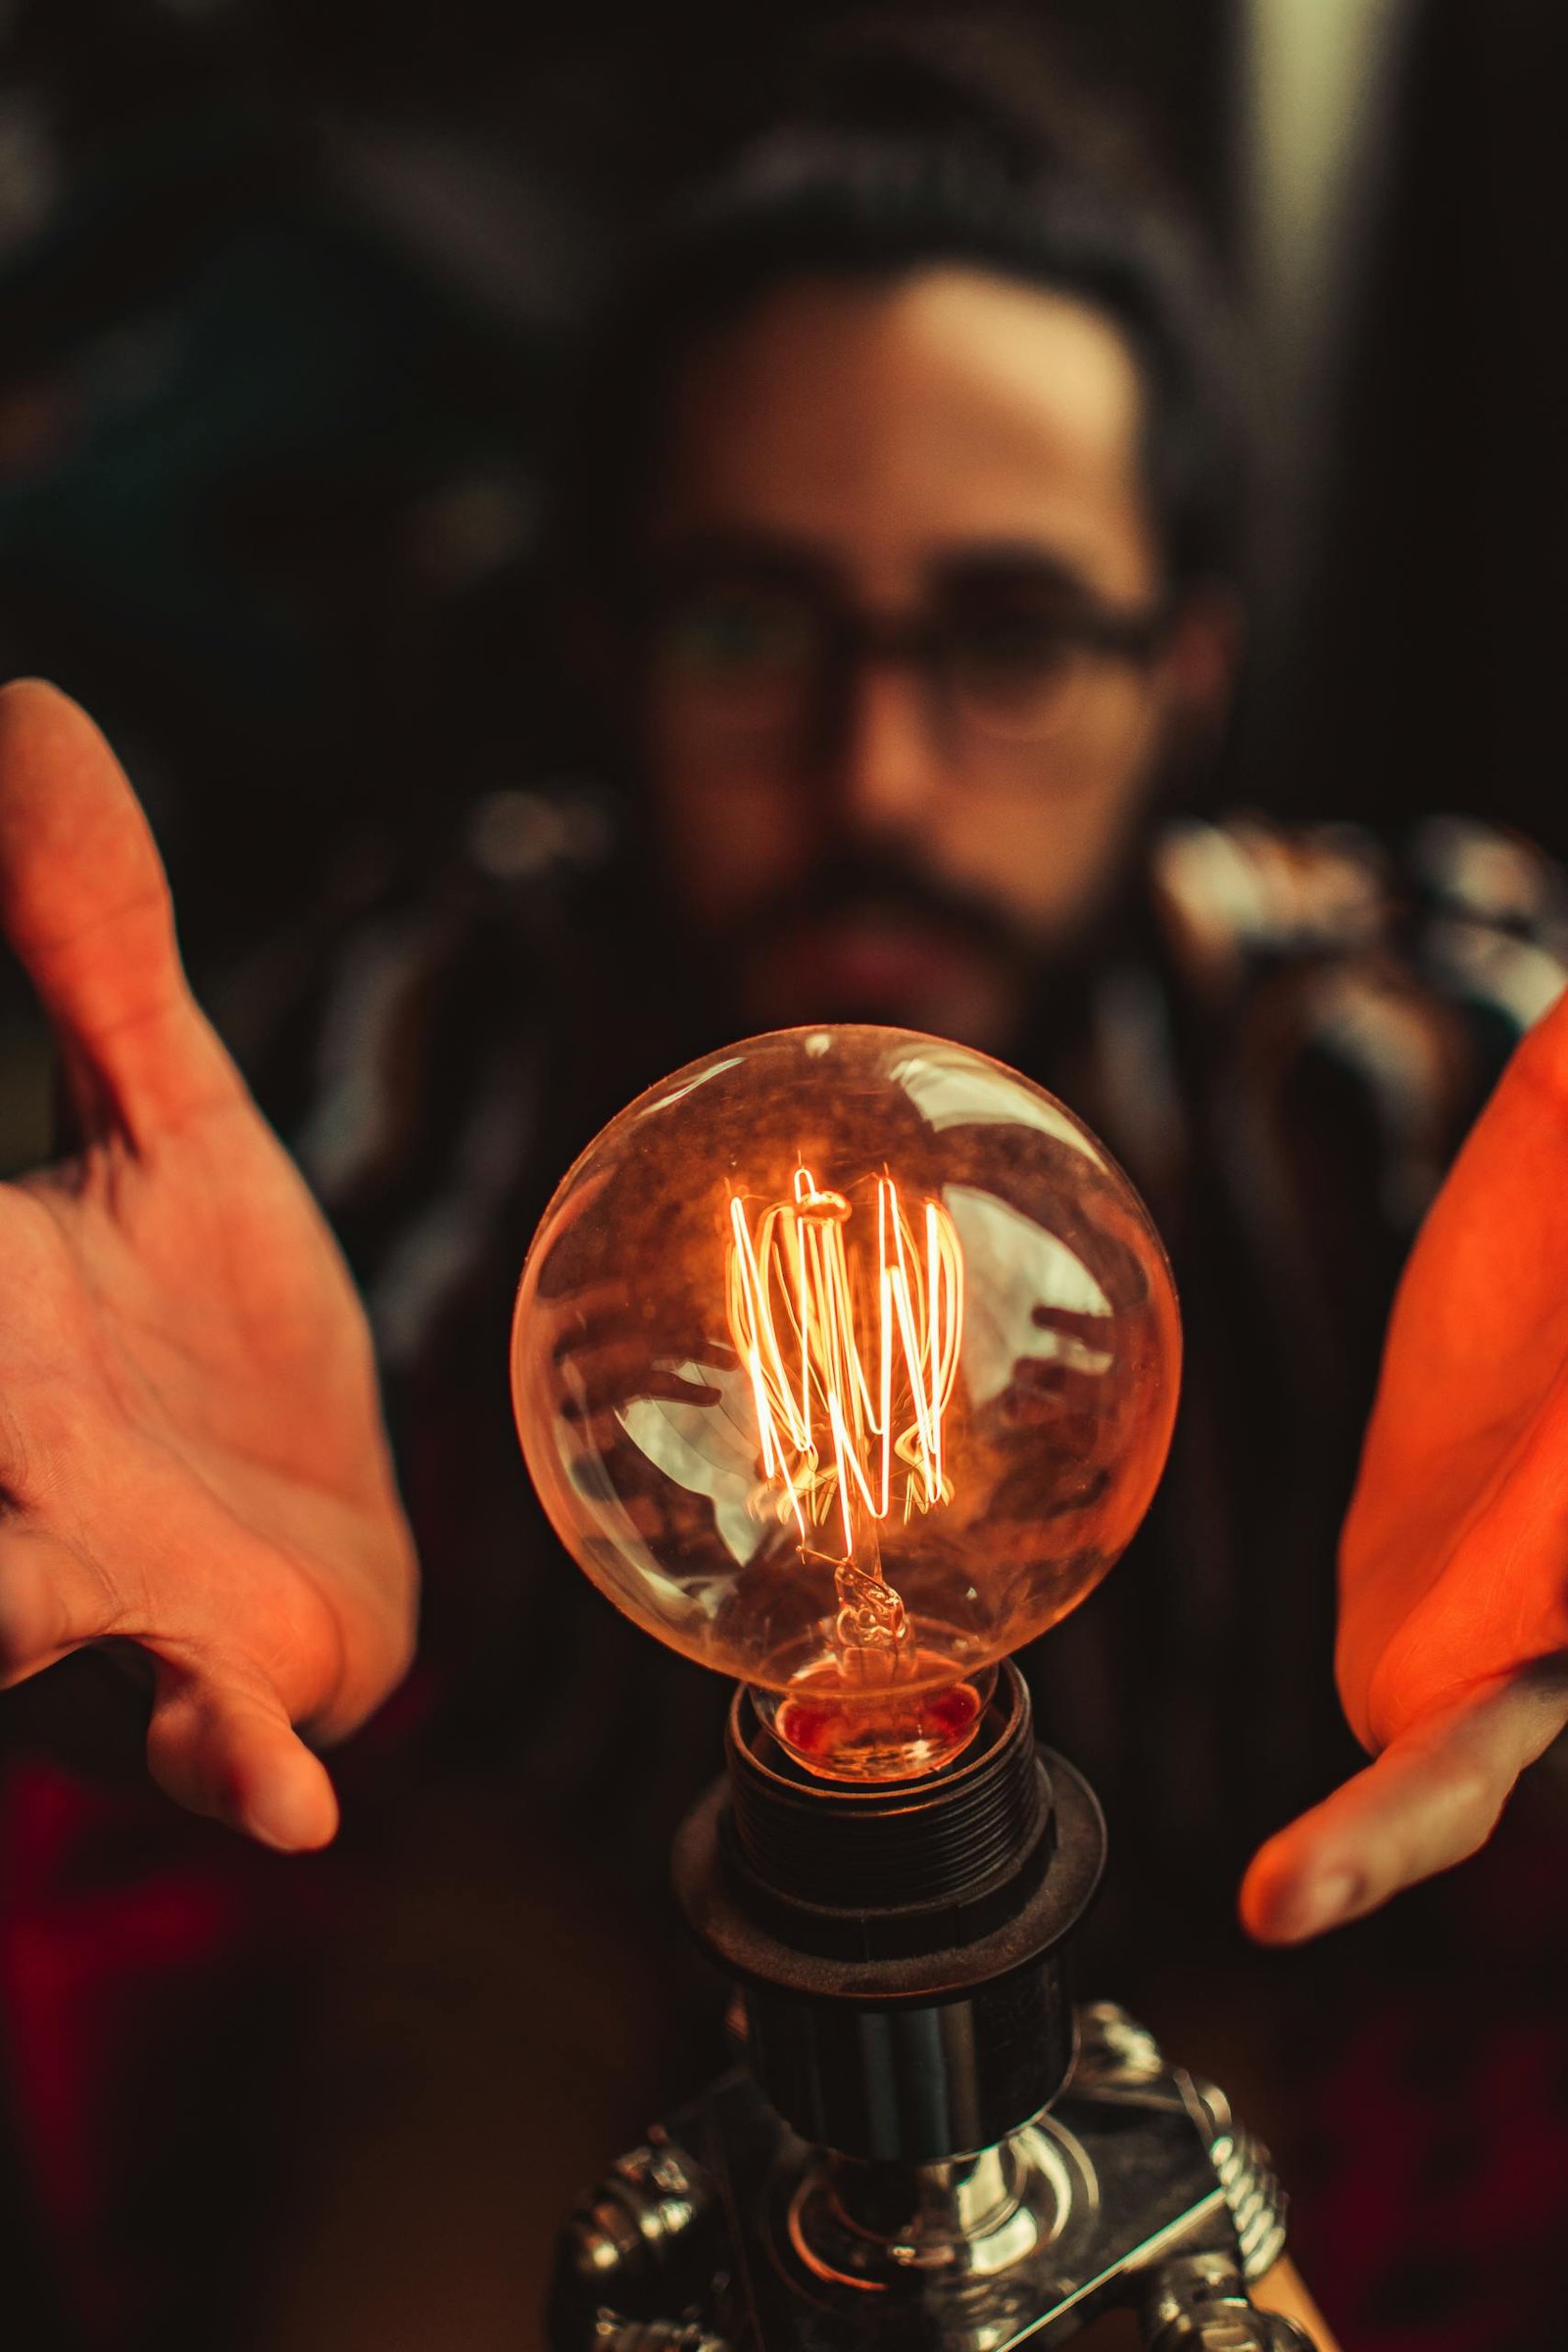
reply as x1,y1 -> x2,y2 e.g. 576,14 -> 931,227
726,1166 -> 963,1672
512,1025 -> 1183,1785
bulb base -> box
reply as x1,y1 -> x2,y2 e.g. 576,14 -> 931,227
672,1662 -> 1105,2162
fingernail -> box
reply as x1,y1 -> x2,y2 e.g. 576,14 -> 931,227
245,1772 -> 336,1854
1274,1868 -> 1361,1943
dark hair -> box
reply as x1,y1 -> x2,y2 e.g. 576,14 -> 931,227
548,17 -> 1246,618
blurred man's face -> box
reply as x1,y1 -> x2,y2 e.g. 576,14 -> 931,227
640,267 -> 1227,1051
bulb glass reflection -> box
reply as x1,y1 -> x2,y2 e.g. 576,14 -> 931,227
512,1027 -> 1180,1782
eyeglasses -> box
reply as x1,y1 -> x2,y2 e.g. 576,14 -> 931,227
643,567 -> 1170,756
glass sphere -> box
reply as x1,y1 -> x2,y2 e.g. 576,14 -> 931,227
512,1026 -> 1180,1782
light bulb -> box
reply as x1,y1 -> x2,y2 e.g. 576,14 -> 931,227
511,1026 -> 1179,1782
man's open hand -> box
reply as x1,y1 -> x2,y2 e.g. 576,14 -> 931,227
1243,985 -> 1568,1940
0,680 -> 417,1850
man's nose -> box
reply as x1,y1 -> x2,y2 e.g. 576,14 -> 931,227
830,663 -> 948,841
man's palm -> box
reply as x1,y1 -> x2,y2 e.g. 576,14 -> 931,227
0,680 -> 416,1848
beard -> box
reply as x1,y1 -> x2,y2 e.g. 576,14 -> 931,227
701,849 -> 1043,1052
572,830 -> 1148,1142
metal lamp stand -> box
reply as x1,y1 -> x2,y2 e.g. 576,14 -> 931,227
548,1666 -> 1317,2352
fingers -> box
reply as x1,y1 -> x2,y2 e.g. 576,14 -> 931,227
0,1517 -> 342,1851
1240,1670 -> 1568,1943
0,678 -> 245,1142
1341,1351 -> 1568,1752
0,1522 -> 118,1685
146,1665 -> 340,1852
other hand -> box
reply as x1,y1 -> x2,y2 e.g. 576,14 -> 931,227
1242,986 -> 1568,1940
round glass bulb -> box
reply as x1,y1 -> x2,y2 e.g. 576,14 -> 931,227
511,1026 -> 1180,1783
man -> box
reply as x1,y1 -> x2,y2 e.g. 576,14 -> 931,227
1,28 -> 1566,2343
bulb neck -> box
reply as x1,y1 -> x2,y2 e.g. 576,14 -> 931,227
722,1672 -> 1050,1956
672,1661 -> 1105,2163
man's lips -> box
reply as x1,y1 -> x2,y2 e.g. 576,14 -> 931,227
752,912 -> 1001,1009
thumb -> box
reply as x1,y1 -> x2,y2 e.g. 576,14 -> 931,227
146,1665 -> 341,1853
1240,1667 -> 1568,1943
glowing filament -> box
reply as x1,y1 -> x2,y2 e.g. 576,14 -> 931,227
725,1168 -> 964,1577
